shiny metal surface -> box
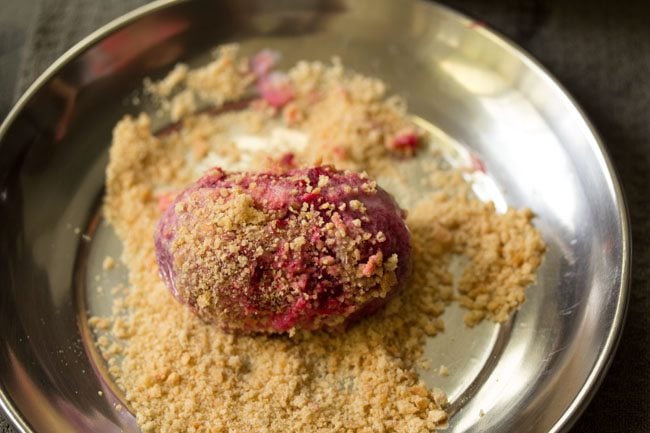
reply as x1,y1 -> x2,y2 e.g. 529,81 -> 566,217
0,1 -> 630,432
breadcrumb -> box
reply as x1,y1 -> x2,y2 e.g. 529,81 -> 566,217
102,256 -> 116,271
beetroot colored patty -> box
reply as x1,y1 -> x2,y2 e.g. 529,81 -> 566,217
154,166 -> 410,333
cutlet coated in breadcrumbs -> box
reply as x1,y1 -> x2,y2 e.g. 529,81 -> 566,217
154,166 -> 411,334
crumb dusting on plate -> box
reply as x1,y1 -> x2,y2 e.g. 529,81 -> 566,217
90,45 -> 545,433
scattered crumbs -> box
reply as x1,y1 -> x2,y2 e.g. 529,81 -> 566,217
170,89 -> 197,121
103,256 -> 116,271
98,391 -> 104,396
479,409 -> 486,417
409,193 -> 544,326
431,388 -> 448,408
96,335 -> 110,348
96,286 -> 104,294
416,356 -> 432,371
73,227 -> 81,235
111,285 -> 126,295
438,365 -> 450,377
146,63 -> 189,97
82,234 -> 92,242
112,298 -> 128,315
95,44 -> 545,433
88,316 -> 111,331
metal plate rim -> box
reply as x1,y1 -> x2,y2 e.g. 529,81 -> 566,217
0,4 -> 184,432
430,3 -> 631,431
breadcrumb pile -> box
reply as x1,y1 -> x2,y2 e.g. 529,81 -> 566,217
92,45 -> 545,433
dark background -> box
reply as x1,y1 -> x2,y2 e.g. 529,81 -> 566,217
0,0 -> 648,432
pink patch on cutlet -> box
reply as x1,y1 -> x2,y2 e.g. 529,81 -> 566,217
301,192 -> 320,203
271,298 -> 308,330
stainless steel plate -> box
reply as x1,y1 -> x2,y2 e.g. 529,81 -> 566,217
0,1 -> 630,432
